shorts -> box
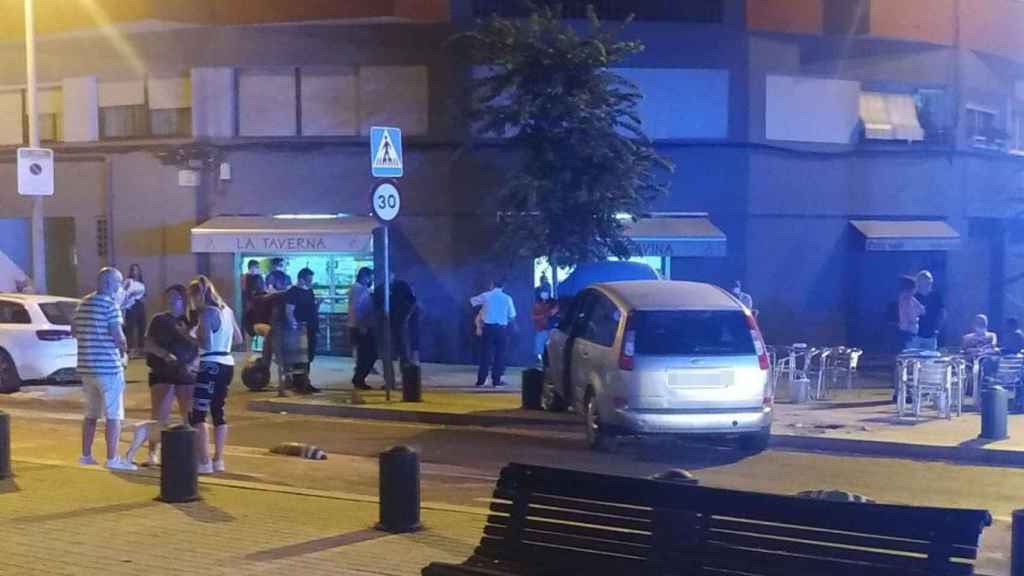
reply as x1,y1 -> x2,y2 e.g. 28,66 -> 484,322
81,372 -> 126,420
190,361 -> 234,427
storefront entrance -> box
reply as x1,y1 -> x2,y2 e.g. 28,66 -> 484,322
191,215 -> 379,357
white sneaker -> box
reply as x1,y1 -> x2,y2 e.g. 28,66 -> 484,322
213,459 -> 226,473
105,457 -> 138,472
144,451 -> 160,467
197,461 -> 214,475
78,455 -> 98,466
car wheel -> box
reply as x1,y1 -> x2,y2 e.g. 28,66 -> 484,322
584,391 -> 617,452
738,427 -> 771,453
541,369 -> 567,413
0,349 -> 22,394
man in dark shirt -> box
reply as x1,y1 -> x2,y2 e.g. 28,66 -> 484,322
265,257 -> 292,292
286,268 -> 319,392
914,270 -> 944,350
1003,318 -> 1024,353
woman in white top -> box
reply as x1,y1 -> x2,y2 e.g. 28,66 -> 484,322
123,264 -> 147,357
186,276 -> 242,475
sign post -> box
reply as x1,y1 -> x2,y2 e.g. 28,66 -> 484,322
371,180 -> 401,398
370,127 -> 403,398
23,0 -> 47,293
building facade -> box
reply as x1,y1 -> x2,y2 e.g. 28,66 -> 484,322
0,0 -> 1022,363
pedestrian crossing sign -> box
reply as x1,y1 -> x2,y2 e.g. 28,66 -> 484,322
370,126 -> 403,178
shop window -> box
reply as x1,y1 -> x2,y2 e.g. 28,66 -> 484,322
100,104 -> 149,139
150,108 -> 192,137
148,76 -> 192,138
1011,113 -> 1024,155
859,91 -> 924,142
966,105 -> 1006,149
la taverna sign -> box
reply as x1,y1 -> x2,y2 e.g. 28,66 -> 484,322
191,232 -> 372,254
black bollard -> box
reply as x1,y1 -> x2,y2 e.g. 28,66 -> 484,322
159,424 -> 199,503
0,411 -> 10,479
376,446 -> 421,533
980,386 -> 1009,440
1014,509 -> 1024,576
521,368 -> 543,410
401,364 -> 422,403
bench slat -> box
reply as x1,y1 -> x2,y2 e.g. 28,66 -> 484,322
476,536 -> 647,574
491,502 -> 652,532
486,514 -> 654,547
501,464 -> 990,545
709,517 -> 979,560
704,530 -> 965,575
698,542 -> 939,576
483,524 -> 652,559
492,488 -> 655,521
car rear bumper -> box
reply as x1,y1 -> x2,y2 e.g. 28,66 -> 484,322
611,406 -> 772,435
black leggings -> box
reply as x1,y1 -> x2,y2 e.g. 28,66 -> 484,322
190,361 -> 233,427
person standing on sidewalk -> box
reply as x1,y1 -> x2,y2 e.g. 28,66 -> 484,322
125,284 -> 198,466
471,279 -> 517,387
72,267 -> 137,471
122,264 -> 147,358
285,268 -> 321,393
913,270 -> 944,351
349,267 -> 376,390
186,276 -> 242,475
531,287 -> 558,366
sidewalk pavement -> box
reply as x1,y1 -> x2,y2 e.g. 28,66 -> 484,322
0,458 -> 483,576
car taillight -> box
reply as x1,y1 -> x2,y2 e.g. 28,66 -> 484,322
619,313 -> 636,371
36,330 -> 73,341
745,313 -> 770,371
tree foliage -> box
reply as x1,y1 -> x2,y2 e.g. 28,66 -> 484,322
451,3 -> 673,270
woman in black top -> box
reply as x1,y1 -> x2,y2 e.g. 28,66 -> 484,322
125,284 -> 198,466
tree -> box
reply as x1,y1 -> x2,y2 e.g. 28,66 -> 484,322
451,3 -> 673,281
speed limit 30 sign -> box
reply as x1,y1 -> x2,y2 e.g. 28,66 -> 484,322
371,181 -> 401,222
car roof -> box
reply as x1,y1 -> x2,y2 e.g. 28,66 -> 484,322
0,293 -> 80,304
593,281 -> 742,311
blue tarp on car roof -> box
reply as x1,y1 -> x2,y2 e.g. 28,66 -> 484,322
556,261 -> 660,298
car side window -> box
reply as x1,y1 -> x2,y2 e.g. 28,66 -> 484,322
0,302 -> 30,324
583,295 -> 621,348
566,292 -> 594,336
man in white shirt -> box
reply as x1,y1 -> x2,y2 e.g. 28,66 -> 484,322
470,280 -> 517,387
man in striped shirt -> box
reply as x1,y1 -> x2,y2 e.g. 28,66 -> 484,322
73,267 -> 136,471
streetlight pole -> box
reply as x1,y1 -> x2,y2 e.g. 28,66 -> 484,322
24,0 -> 47,294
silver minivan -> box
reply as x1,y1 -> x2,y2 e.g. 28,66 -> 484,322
543,281 -> 773,451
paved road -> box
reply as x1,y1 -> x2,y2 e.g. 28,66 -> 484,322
0,379 -> 1017,573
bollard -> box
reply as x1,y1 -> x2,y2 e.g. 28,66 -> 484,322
1014,509 -> 1024,576
376,446 -> 421,533
159,424 -> 199,503
980,386 -> 1009,440
521,368 -> 543,410
0,411 -> 10,479
401,364 -> 422,403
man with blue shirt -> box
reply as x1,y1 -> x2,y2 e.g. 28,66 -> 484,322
470,279 -> 517,387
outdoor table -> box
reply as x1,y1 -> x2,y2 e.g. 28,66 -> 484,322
771,344 -> 823,400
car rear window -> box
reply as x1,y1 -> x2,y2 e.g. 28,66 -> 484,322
39,301 -> 77,326
634,310 -> 754,356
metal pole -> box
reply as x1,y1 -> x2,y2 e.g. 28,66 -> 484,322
382,225 -> 395,398
1013,509 -> 1024,576
24,0 -> 46,294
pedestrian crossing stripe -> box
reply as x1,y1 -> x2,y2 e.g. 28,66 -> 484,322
373,130 -> 402,170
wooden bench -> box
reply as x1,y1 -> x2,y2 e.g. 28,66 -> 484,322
423,463 -> 992,576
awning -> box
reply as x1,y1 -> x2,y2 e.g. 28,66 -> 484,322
191,216 -> 377,253
850,220 -> 960,251
625,216 -> 727,258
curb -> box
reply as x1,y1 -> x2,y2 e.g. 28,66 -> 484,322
251,399 -> 1024,469
248,399 -> 578,429
770,434 -> 1024,468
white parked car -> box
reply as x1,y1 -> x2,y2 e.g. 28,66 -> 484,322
0,294 -> 80,392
